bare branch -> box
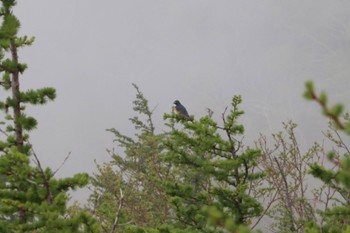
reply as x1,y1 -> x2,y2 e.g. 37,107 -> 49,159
53,152 -> 71,176
111,188 -> 125,233
328,125 -> 350,155
150,104 -> 158,114
0,128 -> 8,137
206,108 -> 214,118
274,157 -> 296,231
251,190 -> 279,230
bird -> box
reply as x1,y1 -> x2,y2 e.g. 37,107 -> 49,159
173,100 -> 192,121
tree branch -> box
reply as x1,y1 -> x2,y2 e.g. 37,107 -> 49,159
251,190 -> 279,230
274,157 -> 296,231
111,188 -> 125,233
53,152 -> 71,176
31,146 -> 53,204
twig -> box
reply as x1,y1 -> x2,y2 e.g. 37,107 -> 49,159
53,152 -> 71,176
332,126 -> 350,155
111,188 -> 125,233
31,145 -> 53,204
206,108 -> 214,118
150,104 -> 158,114
251,190 -> 279,230
274,157 -> 296,231
91,193 -> 101,215
0,128 -> 8,137
310,89 -> 345,130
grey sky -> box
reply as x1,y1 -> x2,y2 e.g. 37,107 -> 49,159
9,1 -> 350,202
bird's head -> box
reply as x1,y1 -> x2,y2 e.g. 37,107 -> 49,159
173,100 -> 180,106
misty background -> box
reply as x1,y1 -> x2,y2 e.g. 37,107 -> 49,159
9,1 -> 350,202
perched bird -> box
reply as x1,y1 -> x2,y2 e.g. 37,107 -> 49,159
173,100 -> 192,121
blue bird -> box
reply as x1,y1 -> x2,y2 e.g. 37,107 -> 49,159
173,100 -> 192,121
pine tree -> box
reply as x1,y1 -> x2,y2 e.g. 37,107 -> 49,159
89,84 -> 172,233
0,1 -> 100,232
162,95 -> 263,232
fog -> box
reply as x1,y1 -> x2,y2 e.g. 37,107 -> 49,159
7,1 -> 350,209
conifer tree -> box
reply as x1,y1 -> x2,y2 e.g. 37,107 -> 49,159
304,81 -> 350,232
89,84 -> 172,233
162,95 -> 264,232
0,1 -> 100,232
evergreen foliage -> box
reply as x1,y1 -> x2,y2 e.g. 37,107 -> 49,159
0,1 -> 100,232
89,87 -> 259,233
89,81 -> 350,233
304,81 -> 350,232
162,95 -> 264,232
4,1 -> 350,233
89,84 -> 171,232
